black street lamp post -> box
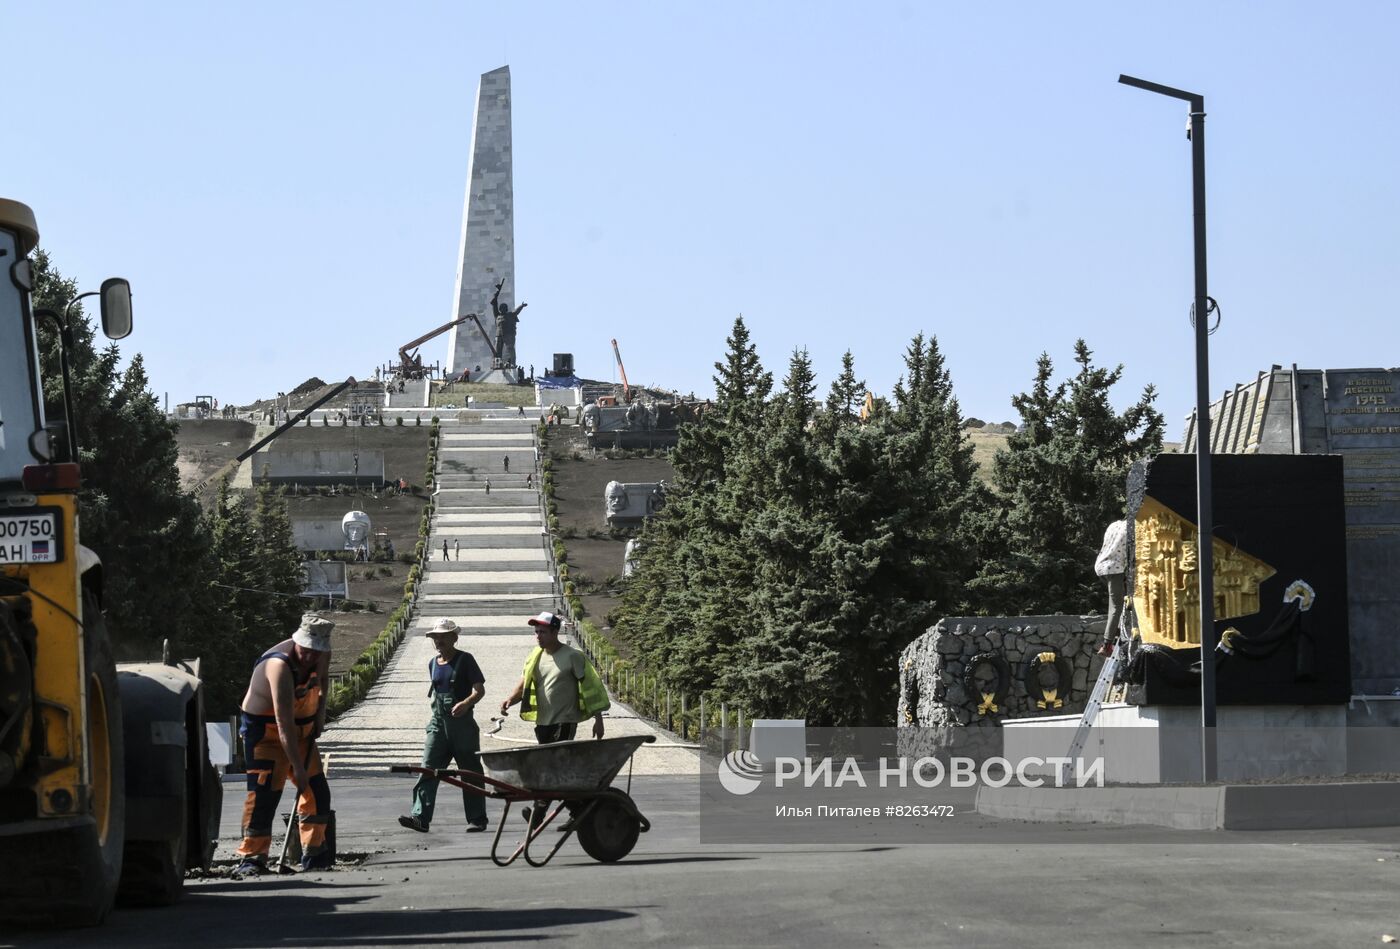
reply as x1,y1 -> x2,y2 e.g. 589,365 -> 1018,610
1118,73 -> 1218,781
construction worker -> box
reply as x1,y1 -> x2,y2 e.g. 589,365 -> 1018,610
233,614 -> 335,878
1095,519 -> 1129,657
500,612 -> 610,829
399,619 -> 489,834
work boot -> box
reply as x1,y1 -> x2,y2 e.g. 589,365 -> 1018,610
466,819 -> 489,833
302,850 -> 334,872
398,814 -> 429,833
232,856 -> 267,880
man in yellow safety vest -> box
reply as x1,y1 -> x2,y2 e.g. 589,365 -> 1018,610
500,611 -> 611,830
500,611 -> 609,743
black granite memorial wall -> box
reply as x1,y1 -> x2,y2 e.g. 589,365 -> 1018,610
1128,453 -> 1351,706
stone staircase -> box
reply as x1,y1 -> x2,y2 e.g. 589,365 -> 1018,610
385,378 -> 430,408
318,408 -> 699,780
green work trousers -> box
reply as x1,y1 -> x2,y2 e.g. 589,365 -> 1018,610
410,694 -> 487,826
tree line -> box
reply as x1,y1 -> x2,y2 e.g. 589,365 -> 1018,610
32,251 -> 305,715
613,317 -> 1164,726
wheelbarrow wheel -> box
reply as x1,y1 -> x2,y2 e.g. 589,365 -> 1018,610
576,796 -> 640,863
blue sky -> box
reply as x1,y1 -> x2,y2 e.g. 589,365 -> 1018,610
4,2 -> 1397,436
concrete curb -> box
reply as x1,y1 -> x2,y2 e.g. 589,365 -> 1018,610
975,781 -> 1400,830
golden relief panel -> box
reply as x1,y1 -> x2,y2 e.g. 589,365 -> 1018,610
1132,496 -> 1278,646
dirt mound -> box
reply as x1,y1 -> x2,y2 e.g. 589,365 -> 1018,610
290,376 -> 327,397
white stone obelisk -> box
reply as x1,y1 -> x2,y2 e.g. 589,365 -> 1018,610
446,66 -> 514,377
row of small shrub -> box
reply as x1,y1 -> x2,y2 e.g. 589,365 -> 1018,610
536,428 -> 584,619
423,419 -> 441,488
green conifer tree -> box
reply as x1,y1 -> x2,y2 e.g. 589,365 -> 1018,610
973,341 -> 1164,613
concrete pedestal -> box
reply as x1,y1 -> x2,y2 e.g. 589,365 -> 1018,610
1001,704 -> 1348,784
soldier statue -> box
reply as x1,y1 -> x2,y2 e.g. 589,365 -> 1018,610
490,279 -> 527,369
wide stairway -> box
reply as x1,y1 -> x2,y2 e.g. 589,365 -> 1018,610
319,407 -> 698,779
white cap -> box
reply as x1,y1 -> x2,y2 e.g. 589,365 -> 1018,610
424,618 -> 460,637
292,613 -> 335,652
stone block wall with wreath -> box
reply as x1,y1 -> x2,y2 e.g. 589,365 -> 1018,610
896,615 -> 1109,756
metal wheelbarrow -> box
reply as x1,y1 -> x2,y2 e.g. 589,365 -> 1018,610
391,733 -> 655,867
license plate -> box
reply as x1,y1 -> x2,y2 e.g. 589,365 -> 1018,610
0,509 -> 62,564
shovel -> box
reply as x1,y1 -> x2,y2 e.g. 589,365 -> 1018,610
274,746 -> 315,874
274,811 -> 300,874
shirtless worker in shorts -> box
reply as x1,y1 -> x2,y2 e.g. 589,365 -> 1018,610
233,613 -> 335,877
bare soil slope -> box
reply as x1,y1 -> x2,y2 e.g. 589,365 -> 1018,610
174,420 -> 434,670
174,418 -> 256,492
286,490 -> 431,675
547,427 -> 673,626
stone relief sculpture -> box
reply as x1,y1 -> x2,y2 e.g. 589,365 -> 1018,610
1132,496 -> 1276,646
605,481 -> 627,516
605,481 -> 667,526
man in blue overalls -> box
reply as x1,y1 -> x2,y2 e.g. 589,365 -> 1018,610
399,619 -> 489,833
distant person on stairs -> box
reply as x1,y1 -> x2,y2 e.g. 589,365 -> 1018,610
399,619 -> 488,834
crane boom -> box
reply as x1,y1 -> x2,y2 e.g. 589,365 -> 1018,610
397,313 -> 496,375
611,338 -> 632,402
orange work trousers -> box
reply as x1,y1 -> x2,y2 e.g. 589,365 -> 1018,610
235,713 -> 332,869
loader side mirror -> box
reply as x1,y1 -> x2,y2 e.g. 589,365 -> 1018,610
28,427 -> 53,463
99,278 -> 132,340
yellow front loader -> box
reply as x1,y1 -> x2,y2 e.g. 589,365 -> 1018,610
0,199 -> 220,926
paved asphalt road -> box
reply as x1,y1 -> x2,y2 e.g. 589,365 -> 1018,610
7,772 -> 1400,948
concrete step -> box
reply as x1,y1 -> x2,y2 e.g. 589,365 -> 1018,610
428,537 -> 543,553
429,524 -> 546,536
422,549 -> 546,565
423,564 -> 548,577
411,617 -> 544,635
431,512 -> 540,529
438,445 -> 536,456
439,422 -> 537,433
432,510 -> 539,521
435,485 -> 538,495
431,490 -> 539,506
440,433 -> 535,444
435,473 -> 538,486
416,594 -> 560,615
421,572 -> 554,593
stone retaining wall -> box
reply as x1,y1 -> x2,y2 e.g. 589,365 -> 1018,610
896,614 -> 1106,757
